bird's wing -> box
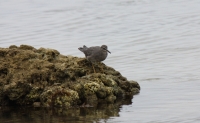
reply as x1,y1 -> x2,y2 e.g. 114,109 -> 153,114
83,45 -> 88,48
84,47 -> 95,56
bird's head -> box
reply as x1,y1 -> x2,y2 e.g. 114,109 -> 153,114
101,45 -> 111,54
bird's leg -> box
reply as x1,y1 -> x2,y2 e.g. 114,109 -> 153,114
92,63 -> 96,73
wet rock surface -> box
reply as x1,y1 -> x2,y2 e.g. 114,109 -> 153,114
0,45 -> 140,108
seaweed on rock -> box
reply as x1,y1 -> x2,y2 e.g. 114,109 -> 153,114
0,45 -> 140,108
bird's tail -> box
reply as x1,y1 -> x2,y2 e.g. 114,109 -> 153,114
78,45 -> 88,52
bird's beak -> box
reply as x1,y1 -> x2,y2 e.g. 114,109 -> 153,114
106,49 -> 111,54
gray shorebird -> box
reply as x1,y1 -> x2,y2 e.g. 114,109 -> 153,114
78,45 -> 111,73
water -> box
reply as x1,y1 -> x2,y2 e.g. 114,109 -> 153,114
1,0 -> 200,122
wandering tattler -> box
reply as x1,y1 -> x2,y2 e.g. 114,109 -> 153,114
78,45 -> 111,73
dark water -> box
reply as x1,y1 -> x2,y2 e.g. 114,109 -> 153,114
0,103 -> 125,123
1,0 -> 200,122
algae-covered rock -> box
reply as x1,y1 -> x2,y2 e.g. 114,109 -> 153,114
40,85 -> 79,108
0,45 -> 140,108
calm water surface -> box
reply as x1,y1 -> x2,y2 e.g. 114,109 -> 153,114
1,0 -> 200,122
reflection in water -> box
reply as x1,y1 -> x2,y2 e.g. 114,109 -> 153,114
0,98 -> 133,123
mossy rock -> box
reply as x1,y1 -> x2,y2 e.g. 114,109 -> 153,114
0,45 -> 140,108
